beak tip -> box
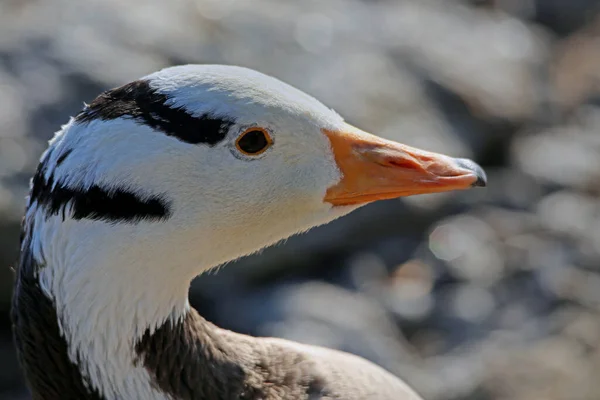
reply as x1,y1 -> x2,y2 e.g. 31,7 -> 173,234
472,174 -> 487,188
454,158 -> 487,188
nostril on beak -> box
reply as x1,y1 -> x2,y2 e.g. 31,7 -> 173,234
454,158 -> 487,187
385,158 -> 420,170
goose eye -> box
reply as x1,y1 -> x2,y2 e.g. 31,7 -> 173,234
235,128 -> 272,156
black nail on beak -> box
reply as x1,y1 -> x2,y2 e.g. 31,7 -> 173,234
454,158 -> 487,187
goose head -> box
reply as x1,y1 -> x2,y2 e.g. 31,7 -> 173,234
34,65 -> 484,279
18,64 -> 486,400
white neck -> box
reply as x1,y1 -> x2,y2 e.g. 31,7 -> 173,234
32,210 -> 205,400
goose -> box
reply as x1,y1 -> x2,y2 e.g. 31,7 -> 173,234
11,64 -> 486,400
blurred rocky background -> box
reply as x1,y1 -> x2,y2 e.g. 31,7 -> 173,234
2,0 -> 600,399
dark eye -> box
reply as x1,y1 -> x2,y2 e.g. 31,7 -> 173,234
235,128 -> 272,156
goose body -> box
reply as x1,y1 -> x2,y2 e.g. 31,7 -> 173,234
12,65 -> 486,400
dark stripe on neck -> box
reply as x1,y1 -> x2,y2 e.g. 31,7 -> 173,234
11,232 -> 104,400
30,155 -> 170,223
75,80 -> 234,146
135,310 -> 329,399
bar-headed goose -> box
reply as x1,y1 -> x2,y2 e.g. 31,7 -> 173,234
12,65 -> 486,400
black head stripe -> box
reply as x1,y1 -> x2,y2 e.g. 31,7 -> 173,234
30,156 -> 170,224
75,80 -> 234,146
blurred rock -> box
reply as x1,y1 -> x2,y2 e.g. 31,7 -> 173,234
429,215 -> 504,284
513,108 -> 600,189
383,2 -> 548,121
386,260 -> 435,322
537,190 -> 597,238
553,16 -> 600,112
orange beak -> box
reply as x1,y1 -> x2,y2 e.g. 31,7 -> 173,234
323,124 -> 486,207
